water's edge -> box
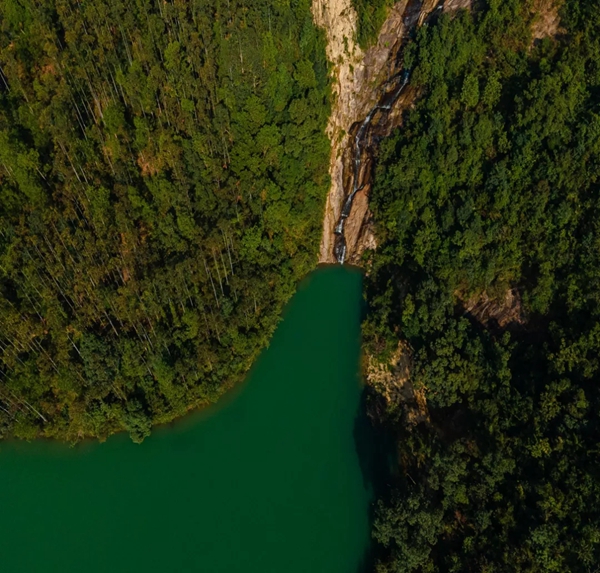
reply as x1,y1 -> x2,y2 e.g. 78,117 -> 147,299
0,267 -> 382,573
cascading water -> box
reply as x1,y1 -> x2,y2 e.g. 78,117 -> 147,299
333,70 -> 411,264
329,0 -> 448,265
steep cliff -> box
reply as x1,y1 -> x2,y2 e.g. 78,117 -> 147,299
312,0 -> 453,265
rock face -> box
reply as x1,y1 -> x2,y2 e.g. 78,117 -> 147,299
365,341 -> 429,426
462,288 -> 526,329
312,0 -> 447,265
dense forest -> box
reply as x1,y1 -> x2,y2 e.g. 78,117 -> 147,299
0,0 -> 330,442
363,0 -> 600,570
4,0 -> 600,568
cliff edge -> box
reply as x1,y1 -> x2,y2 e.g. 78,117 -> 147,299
312,0 -> 442,264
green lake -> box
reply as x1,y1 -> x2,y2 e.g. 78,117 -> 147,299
0,267 -> 380,573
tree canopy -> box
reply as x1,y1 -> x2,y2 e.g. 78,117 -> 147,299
364,0 -> 600,570
0,0 -> 330,442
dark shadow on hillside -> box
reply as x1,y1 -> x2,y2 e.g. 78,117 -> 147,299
353,388 -> 395,573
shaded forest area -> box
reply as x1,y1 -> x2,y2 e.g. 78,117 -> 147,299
0,0 -> 330,442
363,0 -> 600,570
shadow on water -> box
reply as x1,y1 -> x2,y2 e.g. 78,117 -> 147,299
353,388 -> 396,573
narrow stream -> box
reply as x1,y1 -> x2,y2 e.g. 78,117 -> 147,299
333,71 -> 411,264
333,0 -> 445,264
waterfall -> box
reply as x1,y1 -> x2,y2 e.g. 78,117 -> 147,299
334,71 -> 410,264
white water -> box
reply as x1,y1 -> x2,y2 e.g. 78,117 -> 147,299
334,71 -> 410,263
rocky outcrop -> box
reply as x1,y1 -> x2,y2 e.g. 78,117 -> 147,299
365,341 -> 429,426
531,0 -> 563,43
462,288 -> 526,329
443,0 -> 471,11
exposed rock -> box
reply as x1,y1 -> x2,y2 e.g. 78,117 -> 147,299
531,0 -> 563,43
313,0 -> 469,265
443,0 -> 471,12
312,0 -> 415,263
366,341 -> 429,426
339,82 -> 420,264
462,288 -> 526,329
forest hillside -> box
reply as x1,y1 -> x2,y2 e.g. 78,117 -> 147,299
362,0 -> 600,570
0,0 -> 330,442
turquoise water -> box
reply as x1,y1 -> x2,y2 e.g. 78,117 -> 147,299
0,267 -> 374,573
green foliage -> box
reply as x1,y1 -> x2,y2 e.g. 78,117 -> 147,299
365,0 -> 600,570
0,0 -> 330,442
352,0 -> 395,48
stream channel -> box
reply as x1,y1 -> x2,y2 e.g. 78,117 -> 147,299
0,267 -> 390,573
332,0 -> 444,264
333,70 -> 411,264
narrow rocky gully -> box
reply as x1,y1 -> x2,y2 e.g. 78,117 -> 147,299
312,0 -> 471,265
